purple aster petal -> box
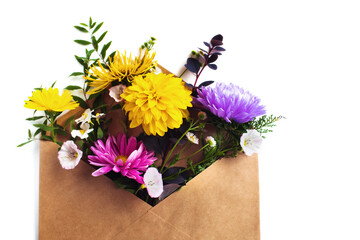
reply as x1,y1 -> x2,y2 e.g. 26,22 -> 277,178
196,83 -> 266,123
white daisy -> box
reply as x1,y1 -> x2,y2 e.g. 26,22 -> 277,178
205,136 -> 216,147
186,132 -> 199,144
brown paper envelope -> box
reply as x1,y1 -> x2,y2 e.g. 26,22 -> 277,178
39,140 -> 260,240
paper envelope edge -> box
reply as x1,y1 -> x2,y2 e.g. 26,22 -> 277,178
39,140 -> 260,240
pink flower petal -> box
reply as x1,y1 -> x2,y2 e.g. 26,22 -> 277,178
91,166 -> 112,177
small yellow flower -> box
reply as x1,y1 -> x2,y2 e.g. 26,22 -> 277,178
121,73 -> 193,136
24,87 -> 79,112
85,49 -> 156,94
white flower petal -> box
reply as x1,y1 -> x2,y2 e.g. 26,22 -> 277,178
58,140 -> 83,169
240,129 -> 263,156
144,167 -> 163,198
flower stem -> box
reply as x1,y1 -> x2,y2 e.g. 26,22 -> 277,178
162,155 -> 211,181
178,143 -> 209,161
179,68 -> 188,78
160,120 -> 198,173
50,114 -> 56,143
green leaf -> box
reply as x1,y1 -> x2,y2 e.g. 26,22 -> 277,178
77,140 -> 84,148
91,21 -> 96,29
50,81 -> 57,88
89,17 -> 93,27
91,36 -> 98,51
80,23 -> 88,27
101,41 -> 112,59
72,96 -> 88,109
111,104 -> 122,111
33,124 -> 57,132
74,55 -> 87,67
107,51 -> 116,63
92,22 -> 103,34
97,127 -> 103,139
41,135 -> 53,141
17,140 -> 33,147
55,128 -> 68,136
64,85 -> 83,91
86,49 -> 95,59
74,26 -> 88,33
28,129 -> 32,139
26,116 -> 44,121
97,31 -> 107,43
64,115 -> 75,128
34,128 -> 42,137
69,72 -> 84,77
74,40 -> 91,46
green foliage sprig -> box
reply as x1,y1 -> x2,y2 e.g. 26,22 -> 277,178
71,17 -> 115,78
249,114 -> 284,137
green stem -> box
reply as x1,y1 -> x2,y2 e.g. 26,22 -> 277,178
162,155 -> 212,181
179,68 -> 188,78
160,129 -> 189,173
160,120 -> 199,173
134,185 -> 144,195
49,114 -> 56,143
178,143 -> 209,161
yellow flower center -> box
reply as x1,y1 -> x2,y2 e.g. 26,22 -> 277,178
115,155 -> 128,164
80,129 -> 86,135
244,140 -> 247,146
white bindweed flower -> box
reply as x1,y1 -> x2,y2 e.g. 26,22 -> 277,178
109,84 -> 126,102
144,167 -> 163,198
71,122 -> 93,139
94,112 -> 105,124
240,129 -> 263,156
186,132 -> 199,144
75,108 -> 94,126
205,136 -> 216,147
58,140 -> 83,169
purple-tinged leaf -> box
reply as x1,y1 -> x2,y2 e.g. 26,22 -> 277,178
198,47 -> 208,53
185,58 -> 201,74
159,184 -> 181,201
211,34 -> 223,46
203,41 -> 210,47
214,46 -> 226,51
208,63 -> 217,70
207,54 -> 218,63
211,52 -> 222,56
198,80 -> 215,88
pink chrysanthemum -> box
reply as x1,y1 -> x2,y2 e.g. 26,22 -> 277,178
88,133 -> 157,184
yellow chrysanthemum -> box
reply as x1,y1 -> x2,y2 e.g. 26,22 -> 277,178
85,49 -> 156,94
121,73 -> 193,136
24,87 -> 79,112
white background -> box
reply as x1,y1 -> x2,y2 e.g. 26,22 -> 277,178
1,0 -> 360,239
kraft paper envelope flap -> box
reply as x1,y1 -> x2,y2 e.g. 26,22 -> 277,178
39,141 -> 260,240
39,65 -> 259,239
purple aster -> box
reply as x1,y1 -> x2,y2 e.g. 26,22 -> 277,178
196,82 -> 266,123
88,133 -> 157,184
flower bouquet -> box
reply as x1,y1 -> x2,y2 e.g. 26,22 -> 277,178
21,18 -> 281,239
